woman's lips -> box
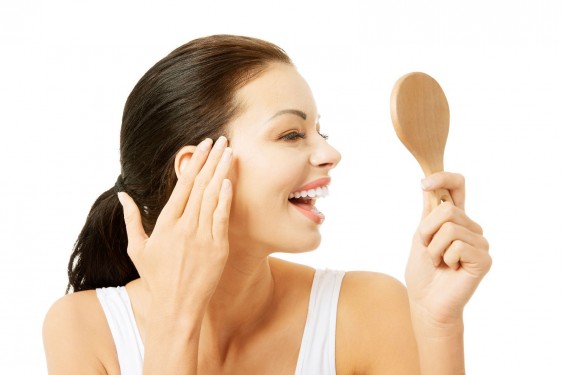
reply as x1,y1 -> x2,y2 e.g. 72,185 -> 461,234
290,200 -> 325,224
292,176 -> 331,193
288,176 -> 330,225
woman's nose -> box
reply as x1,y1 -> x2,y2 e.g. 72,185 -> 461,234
310,138 -> 341,170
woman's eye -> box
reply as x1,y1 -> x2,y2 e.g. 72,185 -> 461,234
280,131 -> 329,141
281,131 -> 306,141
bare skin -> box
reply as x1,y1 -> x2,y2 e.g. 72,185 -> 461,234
43,63 -> 490,374
44,259 -> 420,374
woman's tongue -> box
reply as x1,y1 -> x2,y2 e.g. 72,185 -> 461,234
289,196 -> 325,224
289,198 -> 318,213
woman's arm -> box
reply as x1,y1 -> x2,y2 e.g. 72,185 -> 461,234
44,137 -> 233,374
409,309 -> 465,374
337,272 -> 421,375
118,136 -> 233,374
405,172 -> 491,374
341,172 -> 490,375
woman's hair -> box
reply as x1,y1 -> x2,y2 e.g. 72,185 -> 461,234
67,35 -> 292,293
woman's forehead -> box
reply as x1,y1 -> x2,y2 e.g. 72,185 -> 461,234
234,64 -> 317,120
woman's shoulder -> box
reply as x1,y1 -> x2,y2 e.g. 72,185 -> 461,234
336,271 -> 420,374
44,290 -> 101,338
269,257 -> 408,300
341,270 -> 408,303
44,289 -> 106,333
43,289 -> 119,373
338,271 -> 413,335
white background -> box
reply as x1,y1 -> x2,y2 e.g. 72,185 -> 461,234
1,0 -> 561,373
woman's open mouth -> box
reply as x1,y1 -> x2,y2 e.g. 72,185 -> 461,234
288,183 -> 330,224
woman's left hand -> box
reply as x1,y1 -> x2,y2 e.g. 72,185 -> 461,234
405,172 -> 492,328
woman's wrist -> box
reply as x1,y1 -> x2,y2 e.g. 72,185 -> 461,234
409,301 -> 466,375
143,305 -> 204,374
412,322 -> 465,375
408,297 -> 464,333
148,285 -> 212,317
142,292 -> 208,347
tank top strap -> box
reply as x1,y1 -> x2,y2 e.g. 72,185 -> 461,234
294,268 -> 346,375
96,286 -> 144,375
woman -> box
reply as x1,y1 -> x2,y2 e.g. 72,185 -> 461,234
43,35 -> 491,374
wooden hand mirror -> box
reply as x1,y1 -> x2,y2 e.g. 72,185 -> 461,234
390,72 -> 452,210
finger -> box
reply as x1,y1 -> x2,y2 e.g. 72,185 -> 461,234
212,179 -> 233,241
421,190 -> 435,219
183,136 -> 229,223
117,192 -> 148,251
426,222 -> 484,266
422,172 -> 466,211
442,241 -> 493,276
442,240 -> 464,270
199,147 -> 233,232
161,138 -> 213,219
418,202 -> 483,246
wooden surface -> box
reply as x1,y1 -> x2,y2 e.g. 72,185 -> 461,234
390,72 -> 453,209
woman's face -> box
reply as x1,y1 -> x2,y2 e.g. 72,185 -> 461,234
226,63 -> 341,255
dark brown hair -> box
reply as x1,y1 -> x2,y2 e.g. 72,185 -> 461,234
67,35 -> 292,293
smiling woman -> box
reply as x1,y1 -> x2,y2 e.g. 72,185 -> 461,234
42,34 -> 491,375
226,62 -> 340,251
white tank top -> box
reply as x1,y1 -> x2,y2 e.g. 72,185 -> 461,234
96,268 -> 345,375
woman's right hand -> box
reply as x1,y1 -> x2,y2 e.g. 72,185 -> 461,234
117,136 -> 233,317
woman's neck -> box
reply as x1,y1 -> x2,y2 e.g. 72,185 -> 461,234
201,255 -> 275,354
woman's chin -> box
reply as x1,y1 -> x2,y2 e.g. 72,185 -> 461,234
228,215 -> 323,255
279,232 -> 322,254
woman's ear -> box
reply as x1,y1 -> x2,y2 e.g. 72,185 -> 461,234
174,145 -> 198,179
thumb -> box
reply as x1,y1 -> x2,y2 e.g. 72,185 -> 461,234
117,192 -> 148,252
420,181 -> 451,219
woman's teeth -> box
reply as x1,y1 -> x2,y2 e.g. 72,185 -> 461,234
289,186 -> 329,200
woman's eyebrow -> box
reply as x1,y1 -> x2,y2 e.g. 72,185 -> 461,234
266,109 -> 307,123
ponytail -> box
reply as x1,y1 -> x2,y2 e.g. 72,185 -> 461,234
66,187 -> 138,293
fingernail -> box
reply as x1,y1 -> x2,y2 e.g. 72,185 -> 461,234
221,178 -> 232,192
421,178 -> 433,190
216,136 -> 227,147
